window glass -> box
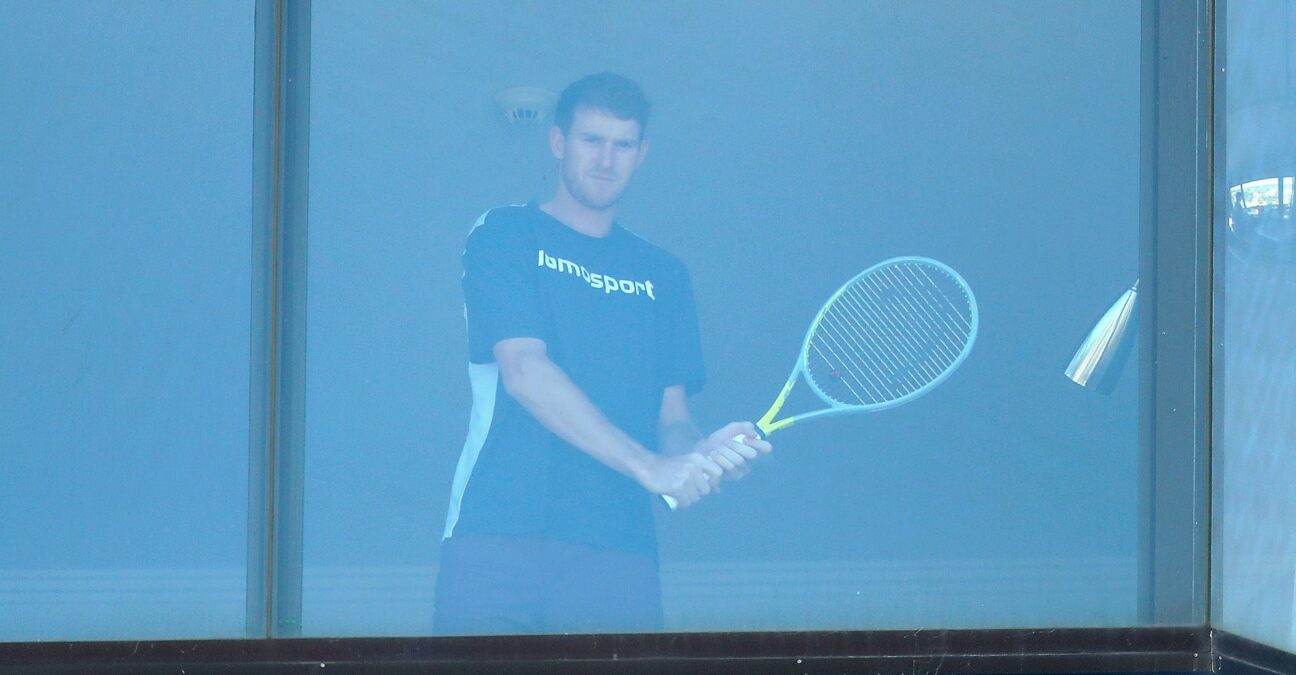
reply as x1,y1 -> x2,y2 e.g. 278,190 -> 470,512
302,0 -> 1147,636
1213,0 -> 1296,653
0,1 -> 255,641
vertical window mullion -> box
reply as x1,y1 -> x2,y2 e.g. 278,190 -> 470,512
248,0 -> 310,640
1137,0 -> 1214,625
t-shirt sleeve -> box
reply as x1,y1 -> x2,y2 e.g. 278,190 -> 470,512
656,261 -> 706,395
462,212 -> 546,363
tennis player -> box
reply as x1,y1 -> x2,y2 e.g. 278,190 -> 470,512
434,72 -> 772,635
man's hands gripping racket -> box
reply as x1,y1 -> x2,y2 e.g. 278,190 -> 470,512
661,256 -> 979,510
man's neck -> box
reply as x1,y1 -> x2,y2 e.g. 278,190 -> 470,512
539,192 -> 615,238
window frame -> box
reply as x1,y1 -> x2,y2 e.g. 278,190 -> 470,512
0,0 -> 1239,670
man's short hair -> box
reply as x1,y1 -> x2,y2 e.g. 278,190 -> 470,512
554,72 -> 652,137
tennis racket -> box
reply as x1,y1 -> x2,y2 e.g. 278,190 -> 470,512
663,256 -> 978,509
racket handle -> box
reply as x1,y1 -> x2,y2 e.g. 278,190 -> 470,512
660,434 -> 757,511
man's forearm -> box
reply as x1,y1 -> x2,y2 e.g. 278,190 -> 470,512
501,352 -> 656,483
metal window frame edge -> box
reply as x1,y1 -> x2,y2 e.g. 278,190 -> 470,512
248,0 -> 311,640
1137,0 -> 1215,626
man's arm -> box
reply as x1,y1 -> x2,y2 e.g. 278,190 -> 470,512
657,385 -> 773,482
494,337 -> 723,508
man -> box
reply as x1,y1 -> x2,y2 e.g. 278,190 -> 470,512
434,73 -> 772,635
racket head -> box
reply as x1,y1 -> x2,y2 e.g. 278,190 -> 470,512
798,256 -> 978,413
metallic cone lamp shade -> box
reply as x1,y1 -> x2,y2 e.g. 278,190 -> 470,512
1065,279 -> 1138,393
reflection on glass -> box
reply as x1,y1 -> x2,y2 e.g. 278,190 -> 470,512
1214,0 -> 1296,653
1228,178 -> 1290,250
1228,178 -> 1296,262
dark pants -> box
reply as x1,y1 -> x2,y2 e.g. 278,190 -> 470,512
433,534 -> 664,635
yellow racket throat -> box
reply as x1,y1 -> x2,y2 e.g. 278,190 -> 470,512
755,379 -> 796,436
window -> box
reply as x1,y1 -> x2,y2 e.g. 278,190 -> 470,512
0,1 -> 256,641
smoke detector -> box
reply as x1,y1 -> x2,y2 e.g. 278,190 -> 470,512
494,86 -> 557,126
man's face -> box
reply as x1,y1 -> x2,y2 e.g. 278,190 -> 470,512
551,107 -> 649,212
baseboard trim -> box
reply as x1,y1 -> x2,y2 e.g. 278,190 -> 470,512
0,626 -> 1212,674
1216,630 -> 1296,675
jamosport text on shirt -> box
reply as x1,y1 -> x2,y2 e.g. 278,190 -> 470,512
537,249 -> 656,299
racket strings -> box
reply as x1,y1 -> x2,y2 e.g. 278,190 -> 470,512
822,291 -> 924,394
808,324 -> 883,402
805,261 -> 974,406
843,283 -> 947,374
873,268 -> 967,363
816,298 -> 933,401
901,264 -> 974,338
825,288 -> 944,392
812,299 -> 956,403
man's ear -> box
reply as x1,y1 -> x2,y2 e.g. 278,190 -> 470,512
635,138 -> 650,168
549,125 -> 565,160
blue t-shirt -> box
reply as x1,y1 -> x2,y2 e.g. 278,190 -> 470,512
443,203 -> 705,558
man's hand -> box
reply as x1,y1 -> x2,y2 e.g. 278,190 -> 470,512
636,452 -> 724,509
696,422 -> 773,482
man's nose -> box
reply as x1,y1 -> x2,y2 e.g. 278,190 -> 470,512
596,143 -> 615,166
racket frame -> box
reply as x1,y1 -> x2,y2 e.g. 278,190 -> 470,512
663,256 -> 977,510
754,256 -> 979,436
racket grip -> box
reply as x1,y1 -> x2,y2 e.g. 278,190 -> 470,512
660,434 -> 760,511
